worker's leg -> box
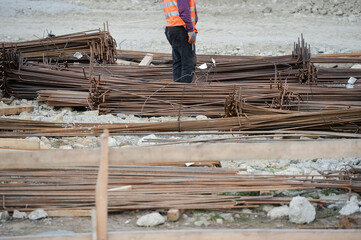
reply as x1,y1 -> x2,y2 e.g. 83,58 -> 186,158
179,32 -> 196,83
165,27 -> 182,81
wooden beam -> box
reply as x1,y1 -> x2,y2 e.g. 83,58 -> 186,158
47,210 -> 92,217
95,130 -> 109,240
1,229 -> 361,240
0,138 -> 40,150
0,104 -> 34,116
139,53 -> 153,66
0,140 -> 361,169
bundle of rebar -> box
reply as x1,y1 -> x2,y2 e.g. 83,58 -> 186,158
3,63 -> 91,99
37,90 -> 89,107
1,107 -> 360,135
0,29 -> 117,64
0,166 -> 359,211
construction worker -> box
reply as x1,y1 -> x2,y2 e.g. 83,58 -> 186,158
164,0 -> 198,83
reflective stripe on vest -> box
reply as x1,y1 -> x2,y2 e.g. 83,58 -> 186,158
165,1 -> 177,7
165,11 -> 179,18
164,0 -> 185,27
189,0 -> 197,30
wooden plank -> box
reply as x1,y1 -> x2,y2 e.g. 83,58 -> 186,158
1,229 -> 361,240
95,130 -> 109,240
0,140 -> 361,169
0,138 -> 40,150
139,53 -> 153,66
47,210 -> 92,217
0,105 -> 34,116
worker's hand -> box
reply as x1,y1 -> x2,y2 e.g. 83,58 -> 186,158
188,31 -> 196,44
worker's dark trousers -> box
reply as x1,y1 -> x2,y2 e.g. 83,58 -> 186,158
165,26 -> 196,83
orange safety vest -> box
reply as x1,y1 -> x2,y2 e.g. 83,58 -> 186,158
164,0 -> 197,32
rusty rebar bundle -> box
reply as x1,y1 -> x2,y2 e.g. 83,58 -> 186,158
0,29 -> 117,65
0,107 -> 360,135
0,166 -> 359,211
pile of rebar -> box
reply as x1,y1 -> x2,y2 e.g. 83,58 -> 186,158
0,166 -> 359,211
3,63 -> 90,99
0,29 -> 117,64
1,107 -> 360,136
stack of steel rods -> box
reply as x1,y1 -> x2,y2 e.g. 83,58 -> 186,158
3,63 -> 91,99
0,29 -> 117,64
311,53 -> 361,64
316,68 -> 361,84
37,90 -> 89,107
1,108 -> 360,134
0,166 -> 359,211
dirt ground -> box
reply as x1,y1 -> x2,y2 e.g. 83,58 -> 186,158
1,0 -> 361,237
1,209 -> 361,237
1,0 -> 361,56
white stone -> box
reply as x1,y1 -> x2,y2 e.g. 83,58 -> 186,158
194,221 -> 204,227
351,64 -> 361,69
267,205 -> 289,220
0,211 -> 10,220
12,210 -> 27,219
220,213 -> 234,222
241,209 -> 253,214
136,212 -> 165,227
348,77 -> 357,85
262,205 -> 274,213
216,218 -> 223,224
60,145 -> 73,150
196,115 -> 208,121
40,142 -> 52,150
289,196 -> 315,224
20,115 -> 32,120
72,143 -> 85,149
26,137 -> 40,142
28,209 -> 48,220
339,196 -> 360,216
108,137 -> 117,147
